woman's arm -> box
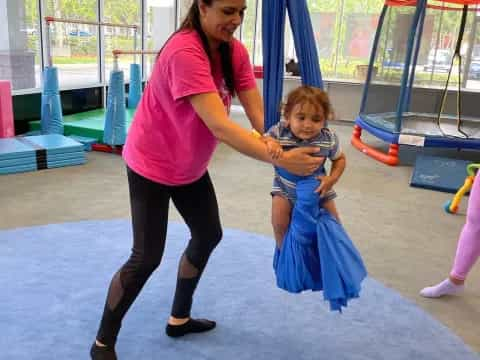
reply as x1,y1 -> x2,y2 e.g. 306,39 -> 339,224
237,87 -> 264,134
189,92 -> 323,175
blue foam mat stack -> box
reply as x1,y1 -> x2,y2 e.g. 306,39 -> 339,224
0,134 -> 86,175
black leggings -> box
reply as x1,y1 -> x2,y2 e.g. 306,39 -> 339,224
96,167 -> 223,346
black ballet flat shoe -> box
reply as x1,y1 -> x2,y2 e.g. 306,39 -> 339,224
90,342 -> 117,360
165,318 -> 216,338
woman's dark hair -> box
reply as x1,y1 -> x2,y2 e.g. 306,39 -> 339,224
158,0 -> 236,96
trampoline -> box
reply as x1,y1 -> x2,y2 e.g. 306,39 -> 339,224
351,0 -> 480,165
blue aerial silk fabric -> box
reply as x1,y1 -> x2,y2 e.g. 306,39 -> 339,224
273,175 -> 367,312
263,0 -> 365,311
262,0 -> 323,131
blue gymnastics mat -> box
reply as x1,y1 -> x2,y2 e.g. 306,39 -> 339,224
23,134 -> 84,154
410,154 -> 473,193
0,135 -> 86,175
0,138 -> 37,161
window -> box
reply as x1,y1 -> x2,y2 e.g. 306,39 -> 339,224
45,0 -> 99,87
308,0 -> 382,81
248,0 -> 384,81
103,0 -> 141,83
145,0 -> 176,79
0,0 -> 42,91
253,0 -> 262,65
240,0 -> 257,61
177,0 -> 192,25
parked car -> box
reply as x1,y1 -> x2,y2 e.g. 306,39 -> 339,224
22,28 -> 37,35
468,60 -> 480,79
423,49 -> 452,73
68,30 -> 92,37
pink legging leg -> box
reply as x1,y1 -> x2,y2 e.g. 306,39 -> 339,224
450,175 -> 480,281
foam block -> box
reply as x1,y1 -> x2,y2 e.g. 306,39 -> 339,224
0,80 -> 14,138
0,138 -> 36,160
67,135 -> 97,151
128,63 -> 141,109
410,154 -> 472,193
41,67 -> 63,134
24,134 -> 84,154
103,70 -> 126,146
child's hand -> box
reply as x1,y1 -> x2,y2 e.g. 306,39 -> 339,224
315,175 -> 336,196
264,138 -> 283,160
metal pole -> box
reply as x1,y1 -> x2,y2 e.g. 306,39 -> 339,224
141,0 -> 146,81
252,0 -> 259,65
133,28 -> 138,65
44,16 -> 138,29
333,0 -> 345,77
463,6 -> 478,88
113,54 -> 119,71
430,6 -> 444,83
45,18 -> 52,67
98,1 -> 105,107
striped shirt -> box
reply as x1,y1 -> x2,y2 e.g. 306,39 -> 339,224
266,120 -> 342,203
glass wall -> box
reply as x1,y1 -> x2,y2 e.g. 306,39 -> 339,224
253,0 -> 262,65
7,0 -> 176,92
103,0 -> 141,82
5,0 -> 480,93
44,0 -> 99,87
418,2 -> 480,91
0,0 -> 42,90
145,0 -> 176,78
240,0 -> 257,58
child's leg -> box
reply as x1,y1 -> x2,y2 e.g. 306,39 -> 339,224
420,175 -> 480,298
323,199 -> 340,222
271,195 -> 292,249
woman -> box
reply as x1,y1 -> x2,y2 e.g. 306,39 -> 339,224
91,1 -> 323,359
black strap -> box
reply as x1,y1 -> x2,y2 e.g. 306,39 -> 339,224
16,137 -> 48,170
436,5 -> 469,139
455,5 -> 468,56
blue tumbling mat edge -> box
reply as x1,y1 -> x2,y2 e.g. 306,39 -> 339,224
410,154 -> 472,194
0,135 -> 86,175
0,138 -> 37,161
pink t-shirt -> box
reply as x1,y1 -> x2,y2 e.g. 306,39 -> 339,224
123,30 -> 256,185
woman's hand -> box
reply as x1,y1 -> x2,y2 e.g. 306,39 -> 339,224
274,147 -> 324,176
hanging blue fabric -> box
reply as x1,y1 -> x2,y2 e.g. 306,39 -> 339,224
263,0 -> 366,311
262,0 -> 286,131
286,0 -> 323,89
262,0 -> 323,131
273,178 -> 367,312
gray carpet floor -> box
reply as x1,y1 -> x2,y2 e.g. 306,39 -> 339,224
0,118 -> 479,353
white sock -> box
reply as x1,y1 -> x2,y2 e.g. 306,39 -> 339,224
420,278 -> 464,298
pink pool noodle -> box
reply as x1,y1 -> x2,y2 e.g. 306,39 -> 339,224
0,80 -> 14,138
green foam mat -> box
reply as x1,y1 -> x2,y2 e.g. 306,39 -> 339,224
29,108 -> 135,142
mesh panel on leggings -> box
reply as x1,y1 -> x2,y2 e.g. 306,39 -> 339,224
106,271 -> 124,311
